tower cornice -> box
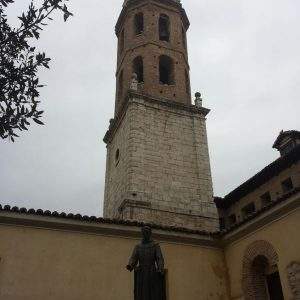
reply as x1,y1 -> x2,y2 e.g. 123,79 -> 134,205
115,0 -> 190,36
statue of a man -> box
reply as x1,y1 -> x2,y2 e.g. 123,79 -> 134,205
126,226 -> 166,300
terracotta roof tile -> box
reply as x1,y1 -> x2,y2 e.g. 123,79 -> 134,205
0,204 -> 217,237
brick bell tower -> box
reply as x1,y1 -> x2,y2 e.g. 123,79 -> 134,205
103,0 -> 218,231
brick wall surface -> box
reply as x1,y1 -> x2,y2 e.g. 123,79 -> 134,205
115,0 -> 191,115
242,240 -> 279,300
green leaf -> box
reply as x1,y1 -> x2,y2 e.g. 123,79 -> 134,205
33,118 -> 44,125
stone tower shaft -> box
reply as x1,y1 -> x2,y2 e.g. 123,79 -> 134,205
103,0 -> 218,231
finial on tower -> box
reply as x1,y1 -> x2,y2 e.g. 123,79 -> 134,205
194,92 -> 203,108
130,73 -> 138,91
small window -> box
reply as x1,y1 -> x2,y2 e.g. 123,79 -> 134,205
281,178 -> 294,193
185,70 -> 190,95
242,202 -> 256,218
134,13 -> 144,35
219,218 -> 225,230
182,26 -> 186,49
115,149 -> 120,164
133,56 -> 144,83
261,192 -> 272,207
119,30 -> 125,54
228,214 -> 237,226
159,55 -> 174,85
118,70 -> 124,100
159,14 -> 170,42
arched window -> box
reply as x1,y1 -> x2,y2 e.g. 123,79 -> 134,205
118,70 -> 124,99
242,241 -> 284,300
134,13 -> 144,35
159,14 -> 170,42
133,56 -> 144,83
185,70 -> 190,95
159,55 -> 174,85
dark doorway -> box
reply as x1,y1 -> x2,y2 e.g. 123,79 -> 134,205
267,271 -> 284,300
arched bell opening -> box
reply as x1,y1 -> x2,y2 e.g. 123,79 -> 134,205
159,55 -> 174,85
159,14 -> 170,42
132,56 -> 144,83
134,13 -> 144,35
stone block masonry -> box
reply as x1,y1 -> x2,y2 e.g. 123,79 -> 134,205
104,91 -> 219,231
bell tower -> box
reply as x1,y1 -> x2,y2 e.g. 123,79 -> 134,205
103,0 -> 218,231
114,0 -> 191,115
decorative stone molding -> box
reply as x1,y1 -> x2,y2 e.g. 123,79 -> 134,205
242,240 -> 279,300
287,262 -> 300,300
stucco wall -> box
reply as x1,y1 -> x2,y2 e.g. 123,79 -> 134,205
224,208 -> 300,300
0,223 -> 229,300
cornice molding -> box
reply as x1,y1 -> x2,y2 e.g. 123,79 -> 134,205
103,90 -> 210,144
116,0 -> 190,36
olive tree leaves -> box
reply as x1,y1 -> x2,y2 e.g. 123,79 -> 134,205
0,0 -> 72,141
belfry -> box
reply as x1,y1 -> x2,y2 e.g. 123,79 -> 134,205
103,0 -> 218,231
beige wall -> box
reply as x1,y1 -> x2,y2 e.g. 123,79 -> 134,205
224,208 -> 300,300
0,223 -> 229,300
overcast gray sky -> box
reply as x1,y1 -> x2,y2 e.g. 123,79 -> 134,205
1,0 -> 299,216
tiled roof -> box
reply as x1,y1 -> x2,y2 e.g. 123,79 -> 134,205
1,187 -> 299,238
0,204 -> 218,237
215,144 -> 300,209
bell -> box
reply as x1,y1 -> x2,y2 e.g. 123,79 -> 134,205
160,29 -> 169,40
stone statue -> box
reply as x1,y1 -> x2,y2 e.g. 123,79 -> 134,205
126,226 -> 166,300
130,73 -> 138,91
287,262 -> 300,299
194,92 -> 203,108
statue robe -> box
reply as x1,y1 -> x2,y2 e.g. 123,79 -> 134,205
128,241 -> 166,300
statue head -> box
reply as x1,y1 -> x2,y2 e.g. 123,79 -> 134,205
132,72 -> 138,81
141,226 -> 152,243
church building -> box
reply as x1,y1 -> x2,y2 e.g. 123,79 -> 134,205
0,1 -> 299,300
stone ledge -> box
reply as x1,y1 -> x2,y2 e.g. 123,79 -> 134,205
103,90 -> 210,144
